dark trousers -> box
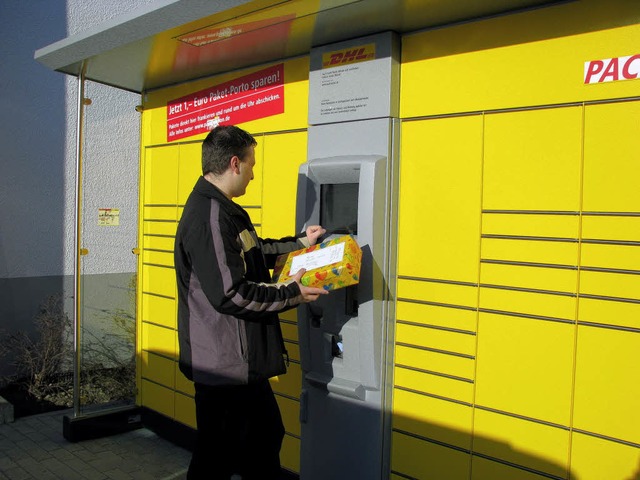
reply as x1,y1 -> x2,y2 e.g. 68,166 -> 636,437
187,379 -> 285,480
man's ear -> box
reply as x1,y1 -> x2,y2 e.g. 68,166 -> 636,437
229,155 -> 241,174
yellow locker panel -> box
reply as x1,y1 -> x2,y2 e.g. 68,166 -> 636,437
472,409 -> 569,479
581,242 -> 640,273
142,249 -> 174,267
400,3 -> 640,116
142,322 -> 176,360
261,131 -> 308,239
142,233 -> 175,251
580,270 -> 640,301
479,287 -> 576,321
141,293 -> 176,329
573,326 -> 640,445
480,263 -> 577,294
395,344 -> 475,381
144,146 -> 179,205
578,297 -> 640,330
175,367 -> 195,397
483,107 -> 582,212
396,323 -> 476,358
275,395 -> 301,438
583,101 -> 640,212
471,455 -> 558,480
175,392 -> 196,429
398,116 -> 483,283
270,363 -> 302,399
142,264 -> 176,298
143,206 -> 176,221
481,238 -> 579,267
391,431 -> 470,480
395,367 -> 473,404
397,300 -> 477,333
141,379 -> 174,419
581,215 -> 640,243
482,213 -> 580,239
143,220 -> 177,236
397,278 -> 478,310
280,321 -> 299,342
393,388 -> 473,450
280,434 -> 301,474
141,351 -> 175,389
475,313 -> 574,426
570,432 -> 640,480
243,208 -> 261,226
177,142 -> 202,205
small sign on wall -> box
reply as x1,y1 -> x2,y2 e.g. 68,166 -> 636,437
98,208 -> 120,226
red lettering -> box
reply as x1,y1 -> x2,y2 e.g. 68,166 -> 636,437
600,58 -> 619,83
622,54 -> 640,79
584,60 -> 604,84
329,53 -> 343,65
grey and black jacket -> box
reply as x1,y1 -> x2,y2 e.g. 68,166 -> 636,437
175,176 -> 309,386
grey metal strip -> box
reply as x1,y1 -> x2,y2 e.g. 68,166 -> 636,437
393,386 -> 473,407
482,234 -> 578,243
481,258 -> 577,270
582,211 -> 640,217
397,297 -> 477,312
274,391 -> 301,404
572,429 -> 640,449
143,218 -> 177,223
483,209 -> 579,215
142,262 -> 175,270
395,364 -> 474,384
480,283 -> 576,298
396,319 -> 476,336
395,342 -> 476,360
580,293 -> 640,305
470,452 -> 566,480
141,291 -> 175,300
578,321 -> 640,334
475,404 -> 569,431
143,248 -> 173,254
582,238 -> 640,246
581,266 -> 640,276
398,275 -> 478,287
478,308 -> 575,325
401,94 -> 640,123
392,427 -> 471,454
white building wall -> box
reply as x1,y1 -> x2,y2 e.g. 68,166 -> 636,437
0,0 -> 155,377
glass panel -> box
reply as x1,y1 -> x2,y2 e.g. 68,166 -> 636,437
78,81 -> 140,415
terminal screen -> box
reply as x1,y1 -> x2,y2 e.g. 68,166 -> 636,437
320,183 -> 358,235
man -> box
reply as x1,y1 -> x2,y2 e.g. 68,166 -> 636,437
174,125 -> 327,479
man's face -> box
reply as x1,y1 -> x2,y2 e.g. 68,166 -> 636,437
235,145 -> 255,197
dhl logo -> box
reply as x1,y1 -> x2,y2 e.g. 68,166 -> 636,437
322,44 -> 376,68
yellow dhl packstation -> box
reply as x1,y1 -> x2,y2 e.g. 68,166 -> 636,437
36,0 -> 640,478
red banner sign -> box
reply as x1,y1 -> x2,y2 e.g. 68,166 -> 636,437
167,64 -> 284,142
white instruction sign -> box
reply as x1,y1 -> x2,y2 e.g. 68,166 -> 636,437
289,243 -> 345,276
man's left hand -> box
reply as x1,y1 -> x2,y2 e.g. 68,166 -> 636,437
306,225 -> 326,245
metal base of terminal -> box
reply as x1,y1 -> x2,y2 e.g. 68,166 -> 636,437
63,406 -> 142,442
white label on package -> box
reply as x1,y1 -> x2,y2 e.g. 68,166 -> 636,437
289,243 -> 345,276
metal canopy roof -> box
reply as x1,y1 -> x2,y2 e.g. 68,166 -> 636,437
35,0 -> 559,94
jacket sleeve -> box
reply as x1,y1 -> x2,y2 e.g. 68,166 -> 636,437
260,234 -> 311,269
185,215 -> 304,322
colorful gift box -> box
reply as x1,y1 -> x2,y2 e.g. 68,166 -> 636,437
273,235 -> 362,291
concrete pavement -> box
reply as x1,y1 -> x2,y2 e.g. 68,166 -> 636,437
0,409 -> 191,480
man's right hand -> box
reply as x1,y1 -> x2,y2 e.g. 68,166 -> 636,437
292,268 -> 329,302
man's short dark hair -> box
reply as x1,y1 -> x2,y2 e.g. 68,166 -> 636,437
202,125 -> 257,176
